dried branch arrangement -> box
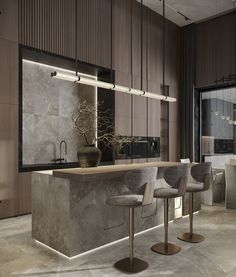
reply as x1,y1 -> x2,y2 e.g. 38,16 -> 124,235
72,100 -> 135,149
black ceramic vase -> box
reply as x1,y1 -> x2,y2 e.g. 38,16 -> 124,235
77,144 -> 102,168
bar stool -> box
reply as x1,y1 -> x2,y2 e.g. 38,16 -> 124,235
151,164 -> 188,255
178,162 -> 212,243
107,167 -> 157,274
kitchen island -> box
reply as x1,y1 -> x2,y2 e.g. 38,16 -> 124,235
32,162 -> 180,257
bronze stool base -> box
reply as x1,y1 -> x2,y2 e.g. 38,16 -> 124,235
151,242 -> 181,255
114,257 -> 148,274
178,232 -> 205,243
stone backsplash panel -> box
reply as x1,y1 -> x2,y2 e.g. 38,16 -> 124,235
22,61 -> 95,165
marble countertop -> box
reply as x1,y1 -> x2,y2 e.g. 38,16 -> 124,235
51,161 -> 179,179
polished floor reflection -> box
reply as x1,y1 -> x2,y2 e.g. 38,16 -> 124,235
0,205 -> 236,276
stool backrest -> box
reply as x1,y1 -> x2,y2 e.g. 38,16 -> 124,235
191,162 -> 212,183
125,167 -> 158,195
163,164 -> 188,189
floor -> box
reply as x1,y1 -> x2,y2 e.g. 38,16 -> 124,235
0,205 -> 236,277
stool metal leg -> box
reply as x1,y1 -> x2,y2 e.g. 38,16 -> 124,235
189,191 -> 193,236
178,192 -> 205,243
164,198 -> 169,250
151,199 -> 181,255
114,208 -> 148,273
129,207 -> 134,264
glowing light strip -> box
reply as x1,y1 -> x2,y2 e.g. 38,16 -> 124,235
23,59 -> 95,79
34,222 -> 166,260
51,71 -> 176,102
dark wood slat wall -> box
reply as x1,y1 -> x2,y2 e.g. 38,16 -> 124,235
167,22 -> 181,162
112,0 -> 132,74
77,0 -> 111,68
195,11 -> 236,88
131,2 -> 147,138
19,0 -> 76,58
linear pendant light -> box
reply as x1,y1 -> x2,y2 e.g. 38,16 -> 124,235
50,0 -> 176,103
51,71 -> 176,102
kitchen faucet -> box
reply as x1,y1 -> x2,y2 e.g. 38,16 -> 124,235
60,140 -> 67,163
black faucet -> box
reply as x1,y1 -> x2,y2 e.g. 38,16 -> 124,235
51,140 -> 68,163
60,140 -> 67,163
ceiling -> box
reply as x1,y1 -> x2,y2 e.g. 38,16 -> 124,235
138,0 -> 235,26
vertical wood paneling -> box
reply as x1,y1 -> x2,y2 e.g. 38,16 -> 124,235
115,72 -> 132,136
0,1 -> 19,219
180,24 -> 195,161
113,0 -> 131,73
19,0 -> 75,58
77,0 -> 111,68
196,12 -> 236,88
0,0 -> 18,42
132,2 -> 147,138
0,104 -> 18,219
0,39 -> 18,105
147,8 -> 162,84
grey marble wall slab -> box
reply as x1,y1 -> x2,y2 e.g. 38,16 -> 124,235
22,61 -> 96,165
34,115 -> 59,164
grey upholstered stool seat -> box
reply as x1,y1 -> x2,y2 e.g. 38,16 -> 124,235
178,162 -> 212,243
154,186 -> 178,198
107,167 -> 157,274
107,194 -> 143,207
151,164 -> 188,255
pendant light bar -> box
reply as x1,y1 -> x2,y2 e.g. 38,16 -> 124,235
51,71 -> 176,102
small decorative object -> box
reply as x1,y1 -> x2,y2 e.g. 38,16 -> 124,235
72,101 -> 134,168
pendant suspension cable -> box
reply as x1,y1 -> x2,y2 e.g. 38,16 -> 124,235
215,90 -> 219,116
141,0 -> 143,91
110,0 -> 113,82
75,0 -> 78,76
215,0 -> 219,84
163,0 -> 166,95
229,90 -> 233,124
130,0 -> 133,89
131,0 -> 133,162
146,0 -> 149,161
